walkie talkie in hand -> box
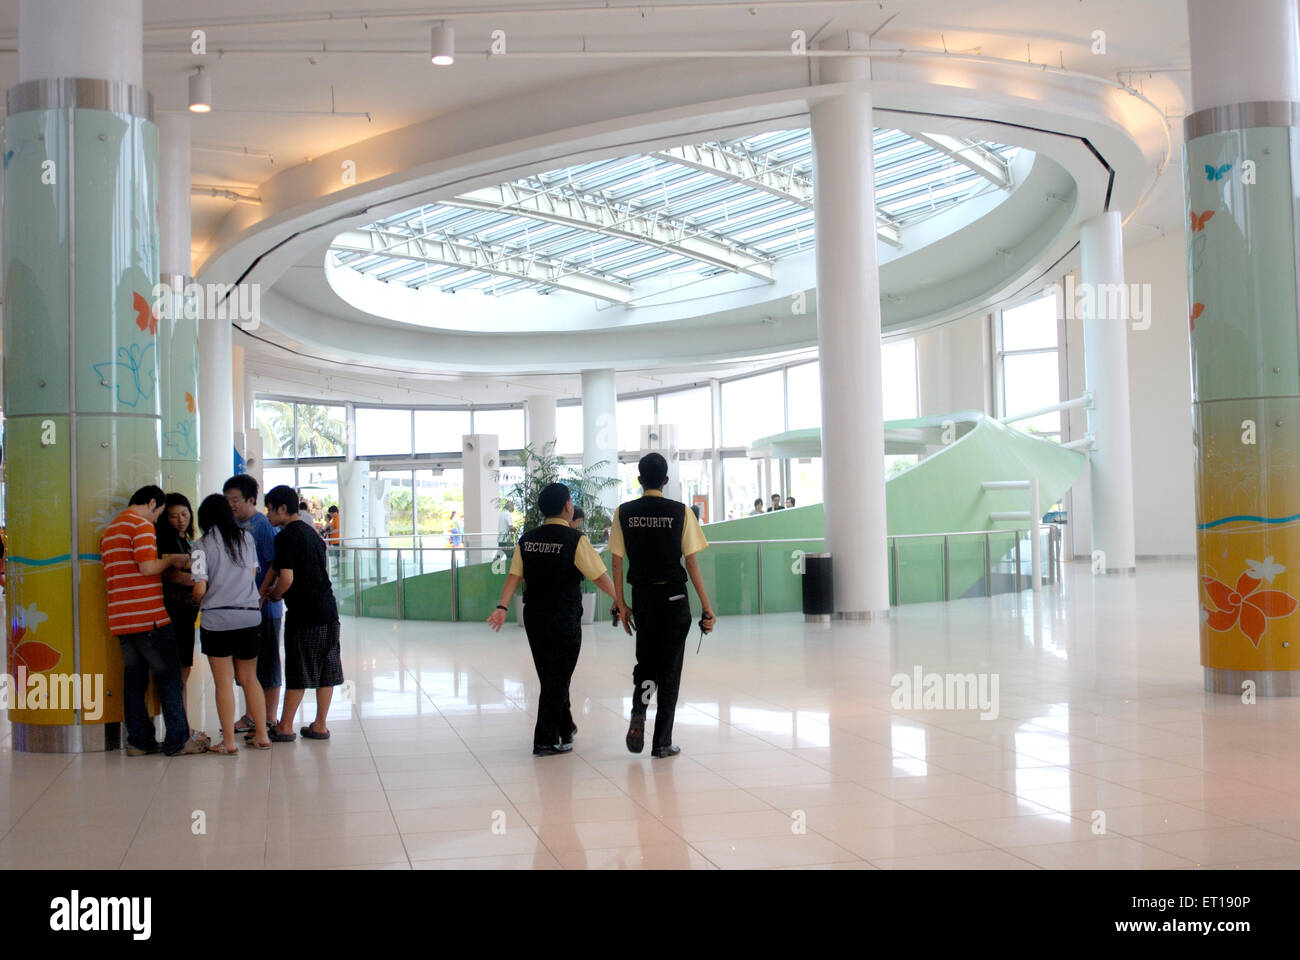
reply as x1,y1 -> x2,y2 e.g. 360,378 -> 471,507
696,611 -> 715,653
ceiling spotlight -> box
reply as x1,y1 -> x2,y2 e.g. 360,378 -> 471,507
430,24 -> 455,66
188,67 -> 211,113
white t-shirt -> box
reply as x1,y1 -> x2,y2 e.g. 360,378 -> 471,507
498,509 -> 513,538
191,529 -> 262,632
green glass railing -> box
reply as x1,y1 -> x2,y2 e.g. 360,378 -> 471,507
332,527 -> 1060,622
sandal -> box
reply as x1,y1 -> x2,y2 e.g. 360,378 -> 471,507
207,741 -> 239,756
190,729 -> 211,745
300,726 -> 330,740
246,739 -> 272,750
233,715 -> 254,734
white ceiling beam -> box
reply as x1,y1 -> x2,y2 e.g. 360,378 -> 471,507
652,144 -> 902,247
445,183 -> 775,282
330,228 -> 635,304
909,133 -> 1012,190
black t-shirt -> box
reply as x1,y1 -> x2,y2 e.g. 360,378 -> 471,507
271,519 -> 338,627
618,496 -> 688,586
155,525 -> 196,609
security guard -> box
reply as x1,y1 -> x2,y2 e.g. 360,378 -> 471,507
487,482 -> 619,756
609,453 -> 716,758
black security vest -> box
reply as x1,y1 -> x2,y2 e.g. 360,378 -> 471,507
618,495 -> 688,586
517,522 -> 584,608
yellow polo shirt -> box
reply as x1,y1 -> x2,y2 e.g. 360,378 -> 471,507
607,490 -> 708,559
508,517 -> 607,581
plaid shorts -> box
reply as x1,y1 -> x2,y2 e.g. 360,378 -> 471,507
283,620 -> 343,690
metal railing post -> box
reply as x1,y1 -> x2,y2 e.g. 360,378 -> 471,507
374,542 -> 382,591
889,537 -> 899,606
396,550 -> 404,620
942,535 -> 951,602
756,542 -> 764,615
984,533 -> 992,597
450,548 -> 459,622
1013,531 -> 1022,592
352,550 -> 361,617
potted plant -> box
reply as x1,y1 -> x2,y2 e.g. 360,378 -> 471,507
501,441 -> 621,625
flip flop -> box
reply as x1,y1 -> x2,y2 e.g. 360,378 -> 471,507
246,739 -> 272,750
267,729 -> 297,742
207,741 -> 239,756
233,715 -> 254,733
299,726 -> 330,740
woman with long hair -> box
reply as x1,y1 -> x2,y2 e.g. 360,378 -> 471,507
191,494 -> 272,753
156,493 -> 208,747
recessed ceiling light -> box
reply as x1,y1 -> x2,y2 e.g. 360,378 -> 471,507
188,67 -> 211,113
431,24 -> 455,66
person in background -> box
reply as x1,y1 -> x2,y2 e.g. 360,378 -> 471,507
223,475 -> 284,742
498,500 -> 516,548
768,494 -> 784,512
191,494 -> 273,754
262,486 -> 343,742
786,496 -> 796,509
569,505 -> 585,530
487,483 -> 619,755
101,485 -> 206,757
750,498 -> 764,516
448,510 -> 464,547
690,504 -> 701,521
326,505 -> 340,546
608,454 -> 715,759
155,492 -> 207,747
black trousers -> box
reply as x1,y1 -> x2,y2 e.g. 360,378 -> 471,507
629,584 -> 693,750
523,601 -> 583,749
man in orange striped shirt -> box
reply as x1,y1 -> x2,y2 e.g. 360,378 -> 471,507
100,485 -> 207,757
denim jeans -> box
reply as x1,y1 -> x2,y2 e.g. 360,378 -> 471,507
118,623 -> 189,755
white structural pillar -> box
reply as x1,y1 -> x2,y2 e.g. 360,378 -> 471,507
810,35 -> 890,617
582,369 -> 619,517
1079,212 -> 1137,574
524,395 -> 558,455
462,434 -> 500,560
198,324 -> 234,494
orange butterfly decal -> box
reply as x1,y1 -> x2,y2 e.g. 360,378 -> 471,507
185,391 -> 196,413
1190,210 -> 1215,232
133,291 -> 158,335
1190,302 -> 1205,331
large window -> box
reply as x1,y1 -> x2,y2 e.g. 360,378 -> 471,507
415,410 -> 471,454
556,404 -> 583,455
255,400 -> 345,460
657,388 -> 712,449
473,408 -> 525,450
882,340 -> 919,421
721,370 -> 784,448
617,397 -> 654,452
356,407 -> 413,457
786,362 -> 820,431
999,294 -> 1061,437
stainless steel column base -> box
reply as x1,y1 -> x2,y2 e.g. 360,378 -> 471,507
1205,668 -> 1300,697
1095,567 -> 1137,576
12,721 -> 121,753
804,614 -> 832,624
836,609 -> 891,621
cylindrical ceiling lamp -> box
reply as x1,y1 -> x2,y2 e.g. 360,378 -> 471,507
188,67 -> 211,112
430,24 -> 455,66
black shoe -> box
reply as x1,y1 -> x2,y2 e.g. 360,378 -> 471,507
561,725 -> 577,747
651,745 -> 680,759
626,719 -> 645,754
532,743 -> 572,757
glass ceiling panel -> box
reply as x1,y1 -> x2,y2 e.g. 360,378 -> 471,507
332,128 -> 1020,302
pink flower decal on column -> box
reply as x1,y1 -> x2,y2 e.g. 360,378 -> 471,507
1201,560 -> 1298,648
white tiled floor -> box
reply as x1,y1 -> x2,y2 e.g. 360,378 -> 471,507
3,559 -> 1299,869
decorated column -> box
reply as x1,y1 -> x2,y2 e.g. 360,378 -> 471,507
4,0 -> 160,749
1187,0 -> 1300,694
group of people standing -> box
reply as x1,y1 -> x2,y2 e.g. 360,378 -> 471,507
100,477 -> 343,757
488,453 -> 716,759
750,494 -> 795,515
